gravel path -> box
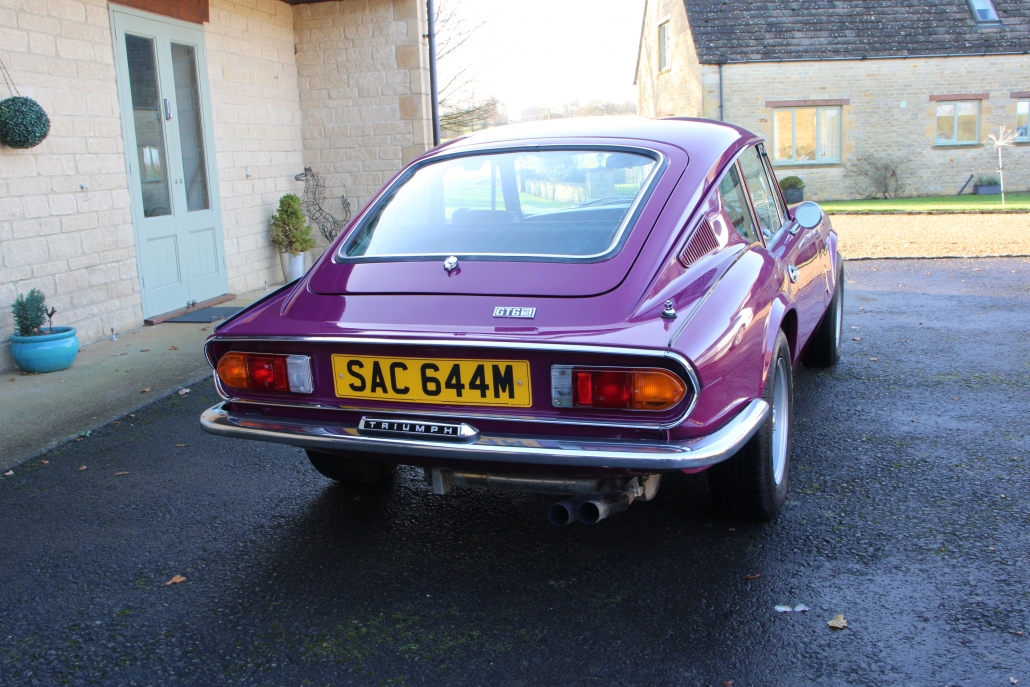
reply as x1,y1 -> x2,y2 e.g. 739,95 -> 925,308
832,213 -> 1030,259
1,258 -> 1028,687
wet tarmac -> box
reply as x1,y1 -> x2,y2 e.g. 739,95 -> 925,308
1,257 -> 1028,686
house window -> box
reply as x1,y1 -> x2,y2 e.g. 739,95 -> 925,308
658,21 -> 670,71
772,107 -> 841,164
1017,100 -> 1029,142
935,101 -> 980,145
968,0 -> 999,23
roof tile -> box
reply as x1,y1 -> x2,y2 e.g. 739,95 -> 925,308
683,0 -> 1030,61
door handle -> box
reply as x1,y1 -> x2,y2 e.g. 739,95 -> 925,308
164,98 -> 174,121
787,265 -> 799,283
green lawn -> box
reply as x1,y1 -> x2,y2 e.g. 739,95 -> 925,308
818,192 -> 1030,213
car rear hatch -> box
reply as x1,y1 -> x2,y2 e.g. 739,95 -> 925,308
306,139 -> 688,298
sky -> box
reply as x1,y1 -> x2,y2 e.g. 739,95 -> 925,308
437,0 -> 646,119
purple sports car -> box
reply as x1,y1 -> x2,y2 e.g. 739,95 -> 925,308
200,117 -> 843,525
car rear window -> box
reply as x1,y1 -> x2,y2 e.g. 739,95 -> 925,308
341,149 -> 659,261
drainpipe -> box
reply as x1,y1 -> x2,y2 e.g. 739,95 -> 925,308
718,62 -> 724,121
427,0 -> 441,146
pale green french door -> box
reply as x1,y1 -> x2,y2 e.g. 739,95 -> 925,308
112,8 -> 226,318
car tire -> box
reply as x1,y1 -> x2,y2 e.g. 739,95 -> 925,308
802,258 -> 844,368
306,449 -> 396,485
707,330 -> 793,521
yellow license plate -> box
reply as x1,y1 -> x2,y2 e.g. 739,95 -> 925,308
331,355 -> 532,407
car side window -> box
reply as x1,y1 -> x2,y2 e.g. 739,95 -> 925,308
717,163 -> 760,244
739,146 -> 783,239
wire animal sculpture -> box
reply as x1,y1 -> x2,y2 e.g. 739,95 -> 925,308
294,167 -> 351,242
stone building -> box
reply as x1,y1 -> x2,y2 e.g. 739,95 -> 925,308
635,0 -> 1030,200
0,0 -> 433,370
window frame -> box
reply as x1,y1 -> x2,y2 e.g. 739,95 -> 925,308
934,100 -> 981,147
967,0 -> 1000,23
658,20 -> 670,72
771,105 -> 843,165
737,145 -> 785,242
1016,99 -> 1030,143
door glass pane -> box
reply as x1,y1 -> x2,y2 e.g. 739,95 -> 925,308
718,164 -> 758,244
1017,101 -> 1029,141
795,107 -> 817,161
773,110 -> 793,161
739,147 -> 782,238
125,33 -> 171,218
956,101 -> 978,142
817,108 -> 840,160
936,103 -> 955,143
171,42 -> 210,212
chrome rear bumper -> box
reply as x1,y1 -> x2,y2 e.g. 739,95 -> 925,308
199,399 -> 768,470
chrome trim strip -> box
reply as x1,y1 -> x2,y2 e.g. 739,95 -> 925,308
206,336 -> 701,430
200,398 -> 769,471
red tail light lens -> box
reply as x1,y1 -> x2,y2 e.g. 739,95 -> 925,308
215,352 -> 313,394
574,370 -> 633,408
248,355 -> 288,391
562,367 -> 686,411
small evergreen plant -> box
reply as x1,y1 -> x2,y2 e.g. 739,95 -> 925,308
270,194 -> 316,254
779,176 -> 805,190
12,288 -> 55,337
977,175 -> 1000,186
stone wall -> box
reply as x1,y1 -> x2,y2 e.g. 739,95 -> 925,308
1,0 -> 430,371
634,0 -> 702,119
707,55 -> 1030,201
205,0 -> 305,293
293,0 -> 432,252
0,0 -> 139,370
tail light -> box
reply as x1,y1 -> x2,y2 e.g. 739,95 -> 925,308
551,366 -> 686,411
216,352 -> 313,394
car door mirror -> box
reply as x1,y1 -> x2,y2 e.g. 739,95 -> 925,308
793,201 -> 823,230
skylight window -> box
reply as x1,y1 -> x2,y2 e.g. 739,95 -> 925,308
968,0 -> 999,23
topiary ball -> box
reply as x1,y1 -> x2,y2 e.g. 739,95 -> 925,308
0,96 -> 51,149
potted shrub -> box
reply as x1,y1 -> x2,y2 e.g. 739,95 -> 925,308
779,176 -> 805,204
973,175 -> 1001,195
270,193 -> 316,282
8,289 -> 78,373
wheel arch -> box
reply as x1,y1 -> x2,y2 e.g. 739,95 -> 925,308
762,294 -> 796,390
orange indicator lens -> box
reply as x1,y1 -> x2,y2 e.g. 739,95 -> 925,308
216,352 -> 248,388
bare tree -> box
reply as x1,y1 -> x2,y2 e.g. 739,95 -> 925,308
435,0 -> 501,134
844,153 -> 910,199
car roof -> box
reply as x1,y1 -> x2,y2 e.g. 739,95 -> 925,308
442,115 -> 759,156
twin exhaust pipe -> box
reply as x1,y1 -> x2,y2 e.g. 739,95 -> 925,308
425,468 -> 661,525
548,490 -> 636,526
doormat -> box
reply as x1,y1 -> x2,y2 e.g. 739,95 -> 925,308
165,307 -> 243,323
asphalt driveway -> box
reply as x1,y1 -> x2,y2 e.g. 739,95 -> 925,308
1,258 -> 1028,687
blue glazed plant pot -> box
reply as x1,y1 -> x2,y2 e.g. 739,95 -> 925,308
9,327 -> 79,373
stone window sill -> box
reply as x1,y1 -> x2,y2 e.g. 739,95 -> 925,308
772,162 -> 842,169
